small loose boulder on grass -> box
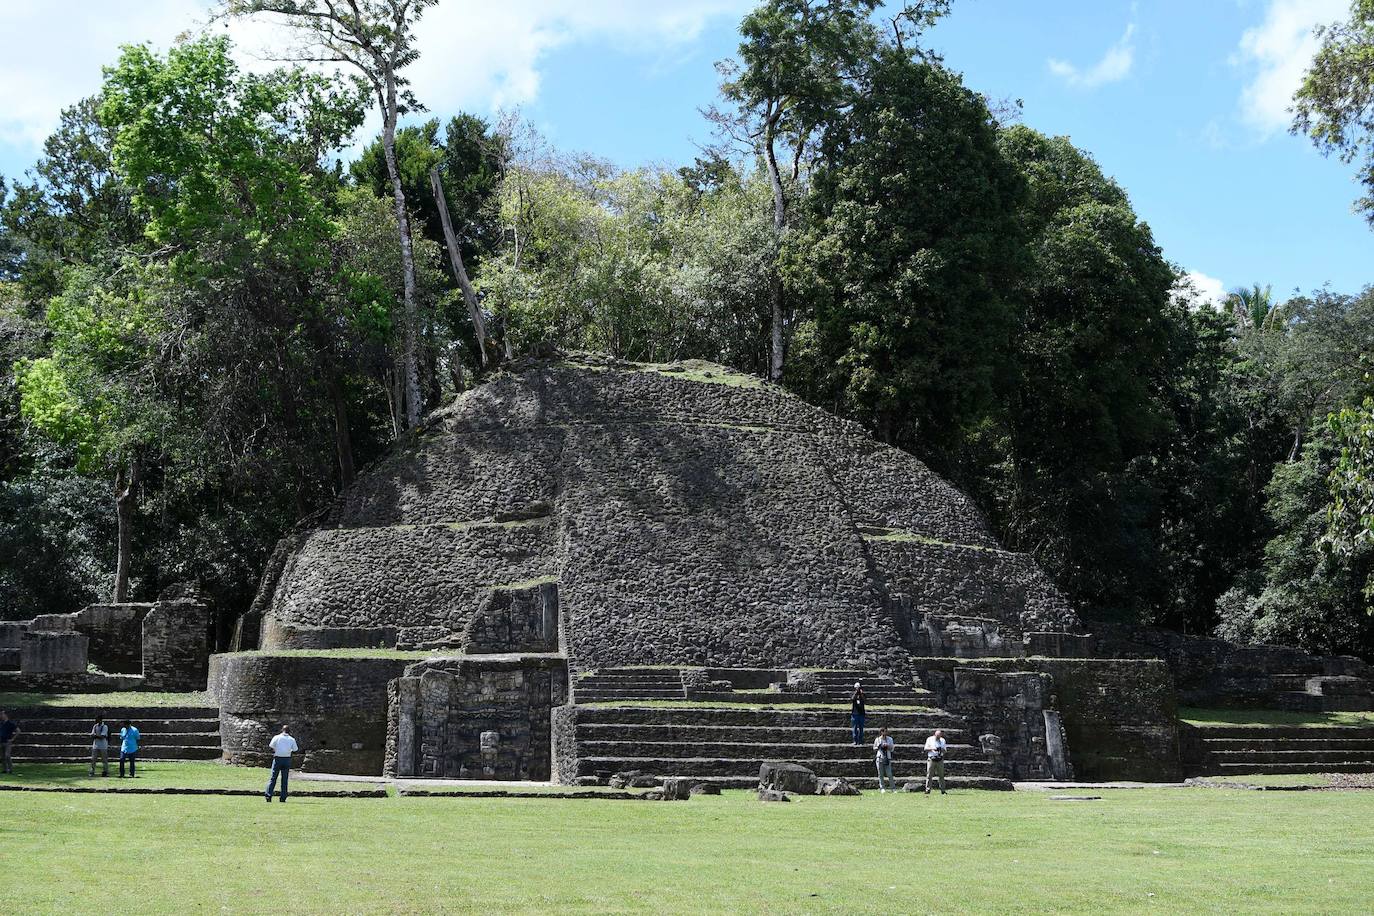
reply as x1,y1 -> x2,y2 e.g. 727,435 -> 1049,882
758,761 -> 816,795
757,788 -> 791,802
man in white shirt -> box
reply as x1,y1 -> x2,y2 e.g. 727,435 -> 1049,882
872,727 -> 895,793
923,729 -> 947,795
265,725 -> 300,803
89,716 -> 110,777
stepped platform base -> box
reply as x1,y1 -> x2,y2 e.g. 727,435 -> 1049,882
1184,721 -> 1374,777
4,704 -> 222,765
660,774 -> 1013,791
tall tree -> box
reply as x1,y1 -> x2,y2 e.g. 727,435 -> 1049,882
715,0 -> 947,381
788,50 -> 1025,465
222,0 -> 440,428
1294,1 -> 1374,224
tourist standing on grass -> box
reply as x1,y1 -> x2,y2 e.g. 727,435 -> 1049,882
0,710 -> 17,774
90,716 -> 110,777
265,725 -> 299,802
118,719 -> 140,778
850,682 -> 866,746
924,728 -> 947,795
873,727 -> 895,793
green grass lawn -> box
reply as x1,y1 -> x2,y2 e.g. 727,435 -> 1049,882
0,690 -> 213,709
1180,707 -> 1374,728
2,760 -> 275,790
4,786 -> 1373,913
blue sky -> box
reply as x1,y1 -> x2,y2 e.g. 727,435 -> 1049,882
1,0 -> 1367,300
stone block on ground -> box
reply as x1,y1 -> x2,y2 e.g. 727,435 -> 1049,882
689,782 -> 721,796
573,776 -> 603,787
660,777 -> 695,800
758,760 -> 817,795
757,788 -> 791,802
816,777 -> 861,796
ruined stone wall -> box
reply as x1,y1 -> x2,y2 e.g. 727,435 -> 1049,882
72,604 -> 150,674
914,656 -> 1181,781
1095,623 -> 1370,706
211,653 -> 414,775
142,599 -> 211,691
387,655 -> 569,780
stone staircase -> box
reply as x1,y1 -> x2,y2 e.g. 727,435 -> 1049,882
5,705 -> 221,764
574,668 -> 686,703
1184,724 -> 1374,776
573,667 -> 931,707
565,705 -> 1010,789
1265,675 -> 1374,713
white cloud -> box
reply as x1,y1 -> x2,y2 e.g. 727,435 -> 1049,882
0,0 -> 750,158
1234,0 -> 1348,136
1048,23 -> 1136,89
1173,270 -> 1228,311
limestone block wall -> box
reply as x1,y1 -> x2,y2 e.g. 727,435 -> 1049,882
914,656 -> 1181,781
387,655 -> 569,780
210,653 -> 416,775
20,631 -> 88,674
142,599 -> 211,691
72,604 -> 150,674
870,540 -> 1080,638
557,423 -> 906,671
1036,659 -> 1180,781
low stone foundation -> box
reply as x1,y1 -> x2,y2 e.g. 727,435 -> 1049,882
210,652 -> 415,775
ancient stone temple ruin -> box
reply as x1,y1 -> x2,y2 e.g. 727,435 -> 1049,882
197,354 -> 1373,786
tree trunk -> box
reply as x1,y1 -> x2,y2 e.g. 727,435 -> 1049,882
430,165 -> 490,366
113,459 -> 140,603
330,375 -> 356,488
763,120 -> 787,383
380,74 -> 422,429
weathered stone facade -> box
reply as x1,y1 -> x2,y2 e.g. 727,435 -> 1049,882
20,631 -> 89,674
387,654 -> 569,780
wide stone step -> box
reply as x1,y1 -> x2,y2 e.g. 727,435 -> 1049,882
577,740 -> 981,760
12,717 -> 221,732
13,744 -> 221,761
573,707 -> 962,728
1193,725 -> 1374,740
1209,749 -> 1374,764
6,707 -> 218,720
575,724 -> 969,743
576,756 -> 994,778
1203,737 -> 1374,752
677,691 -> 927,706
1212,761 -> 1374,775
21,731 -> 221,747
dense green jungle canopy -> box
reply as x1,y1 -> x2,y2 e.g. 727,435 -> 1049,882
1,1 -> 1372,658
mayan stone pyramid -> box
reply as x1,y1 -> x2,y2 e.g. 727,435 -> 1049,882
253,354 -> 1081,672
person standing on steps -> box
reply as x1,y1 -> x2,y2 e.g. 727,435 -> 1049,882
850,682 -> 867,747
265,725 -> 299,802
89,716 -> 110,777
924,728 -> 947,795
873,727 -> 896,793
0,710 -> 18,774
118,719 -> 140,778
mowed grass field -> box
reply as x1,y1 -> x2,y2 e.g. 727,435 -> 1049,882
5,782 -> 1374,914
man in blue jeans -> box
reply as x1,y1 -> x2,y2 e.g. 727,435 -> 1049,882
850,682 -> 866,746
265,725 -> 299,802
118,719 -> 140,778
